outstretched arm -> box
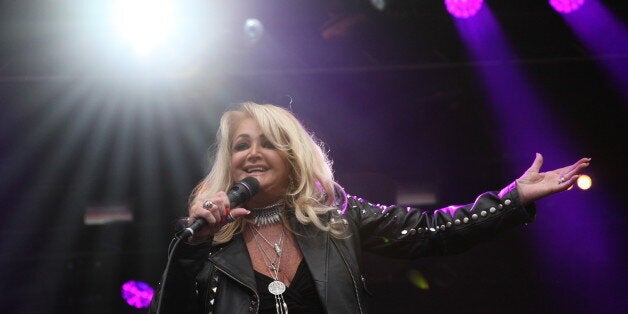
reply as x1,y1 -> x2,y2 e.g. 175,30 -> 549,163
348,153 -> 590,258
516,153 -> 591,204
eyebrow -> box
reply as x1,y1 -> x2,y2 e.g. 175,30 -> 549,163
234,134 -> 250,141
233,134 -> 267,141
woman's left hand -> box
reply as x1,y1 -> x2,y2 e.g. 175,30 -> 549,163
516,153 -> 591,204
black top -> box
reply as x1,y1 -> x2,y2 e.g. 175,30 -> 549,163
254,260 -> 324,314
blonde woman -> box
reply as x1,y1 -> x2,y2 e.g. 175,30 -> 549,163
151,102 -> 590,314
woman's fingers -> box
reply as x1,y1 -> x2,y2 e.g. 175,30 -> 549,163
188,192 -> 232,238
229,207 -> 251,220
528,153 -> 544,173
563,175 -> 580,187
189,191 -> 253,230
557,158 -> 591,183
564,160 -> 589,178
206,192 -> 228,223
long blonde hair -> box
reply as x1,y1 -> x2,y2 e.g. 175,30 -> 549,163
191,102 -> 345,244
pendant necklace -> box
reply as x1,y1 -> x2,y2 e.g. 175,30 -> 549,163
247,202 -> 285,227
250,225 -> 289,314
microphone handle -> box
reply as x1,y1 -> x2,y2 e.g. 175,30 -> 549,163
181,219 -> 206,238
178,177 -> 258,239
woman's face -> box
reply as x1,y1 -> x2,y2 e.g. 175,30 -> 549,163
230,118 -> 290,204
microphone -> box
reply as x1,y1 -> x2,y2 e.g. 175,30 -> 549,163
180,177 -> 260,238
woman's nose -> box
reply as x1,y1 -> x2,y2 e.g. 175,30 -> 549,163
247,143 -> 262,160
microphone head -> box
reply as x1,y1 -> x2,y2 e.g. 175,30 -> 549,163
227,176 -> 261,208
240,176 -> 260,196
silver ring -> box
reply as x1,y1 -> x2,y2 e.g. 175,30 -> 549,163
202,200 -> 214,209
226,212 -> 236,223
558,177 -> 566,184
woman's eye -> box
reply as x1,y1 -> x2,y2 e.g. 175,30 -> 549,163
233,143 -> 249,151
263,141 -> 276,149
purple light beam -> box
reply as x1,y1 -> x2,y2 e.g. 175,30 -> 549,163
560,0 -> 628,101
454,6 -> 619,313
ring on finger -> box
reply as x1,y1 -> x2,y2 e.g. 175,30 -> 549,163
558,177 -> 566,184
226,212 -> 236,223
224,207 -> 235,223
202,200 -> 215,209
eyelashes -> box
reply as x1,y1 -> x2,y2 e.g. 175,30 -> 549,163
232,140 -> 275,152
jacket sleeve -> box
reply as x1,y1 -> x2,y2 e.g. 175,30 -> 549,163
344,182 -> 536,258
149,240 -> 213,314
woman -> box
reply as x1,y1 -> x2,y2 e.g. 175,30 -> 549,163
151,102 -> 590,314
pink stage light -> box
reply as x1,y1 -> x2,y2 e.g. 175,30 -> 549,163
445,0 -> 483,19
121,280 -> 154,309
550,0 -> 585,14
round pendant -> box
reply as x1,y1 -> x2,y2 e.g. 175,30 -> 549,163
268,280 -> 286,296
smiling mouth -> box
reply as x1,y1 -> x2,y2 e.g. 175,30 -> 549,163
245,167 -> 267,173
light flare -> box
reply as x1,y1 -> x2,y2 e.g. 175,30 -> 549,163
122,280 -> 154,308
445,0 -> 483,19
112,0 -> 177,56
577,174 -> 592,190
550,0 -> 586,14
407,269 -> 430,290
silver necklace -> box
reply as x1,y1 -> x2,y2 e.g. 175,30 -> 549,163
250,225 -> 289,314
250,225 -> 285,273
247,202 -> 285,227
250,224 -> 283,255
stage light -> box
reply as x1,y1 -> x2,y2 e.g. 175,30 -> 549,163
83,204 -> 133,225
550,0 -> 585,14
445,0 -> 484,19
121,280 -> 154,309
370,0 -> 387,11
244,18 -> 264,44
112,0 -> 177,56
577,174 -> 592,190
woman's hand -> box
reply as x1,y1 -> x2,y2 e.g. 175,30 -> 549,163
516,153 -> 591,204
187,191 -> 250,243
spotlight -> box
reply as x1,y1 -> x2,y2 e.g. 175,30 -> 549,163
549,0 -> 585,14
121,280 -> 154,309
112,0 -> 177,56
370,0 -> 387,11
445,0 -> 484,19
244,18 -> 264,44
577,174 -> 592,190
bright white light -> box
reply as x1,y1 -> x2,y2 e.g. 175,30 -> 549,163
370,0 -> 387,11
577,174 -> 592,190
244,18 -> 264,44
112,0 -> 177,57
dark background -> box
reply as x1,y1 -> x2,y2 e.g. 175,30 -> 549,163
0,1 -> 626,313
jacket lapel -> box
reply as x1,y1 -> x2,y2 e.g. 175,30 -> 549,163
207,219 -> 331,307
291,216 -> 329,308
208,235 -> 257,292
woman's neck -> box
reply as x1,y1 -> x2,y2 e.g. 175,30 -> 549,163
245,194 -> 285,209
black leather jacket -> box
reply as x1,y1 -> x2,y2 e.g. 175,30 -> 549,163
151,184 -> 535,314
